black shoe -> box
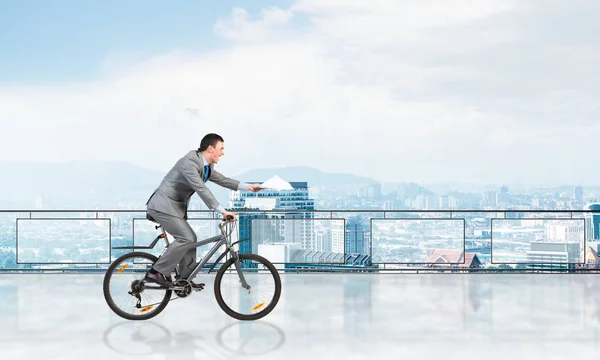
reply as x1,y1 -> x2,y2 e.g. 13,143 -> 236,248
143,270 -> 172,287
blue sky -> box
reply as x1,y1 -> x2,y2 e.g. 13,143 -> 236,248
0,0 -> 295,84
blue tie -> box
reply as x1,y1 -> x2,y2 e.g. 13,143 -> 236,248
203,165 -> 210,182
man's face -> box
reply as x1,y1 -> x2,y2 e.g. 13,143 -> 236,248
209,141 -> 224,164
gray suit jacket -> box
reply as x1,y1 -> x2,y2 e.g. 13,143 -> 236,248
146,150 -> 245,219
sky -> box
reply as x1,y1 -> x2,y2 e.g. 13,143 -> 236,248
1,0 -> 599,186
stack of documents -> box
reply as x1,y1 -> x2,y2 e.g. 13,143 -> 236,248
260,175 -> 294,190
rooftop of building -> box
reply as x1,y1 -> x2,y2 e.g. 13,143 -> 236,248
245,181 -> 308,189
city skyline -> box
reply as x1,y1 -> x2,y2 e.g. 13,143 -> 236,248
2,160 -> 600,272
2,159 -> 600,191
1,1 -> 599,185
4,184 -> 600,271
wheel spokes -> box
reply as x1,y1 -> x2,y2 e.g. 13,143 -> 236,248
104,253 -> 173,319
216,257 -> 280,318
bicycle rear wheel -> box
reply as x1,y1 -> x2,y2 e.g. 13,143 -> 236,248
214,253 -> 281,321
103,251 -> 173,320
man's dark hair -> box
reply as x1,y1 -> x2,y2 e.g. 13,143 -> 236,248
198,133 -> 224,152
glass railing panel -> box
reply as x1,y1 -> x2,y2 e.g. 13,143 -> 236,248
490,218 -> 586,268
371,217 -> 465,265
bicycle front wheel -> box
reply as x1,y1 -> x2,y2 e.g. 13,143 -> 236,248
214,253 -> 281,321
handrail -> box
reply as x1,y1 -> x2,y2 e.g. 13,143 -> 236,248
1,209 -> 599,213
0,208 -> 598,273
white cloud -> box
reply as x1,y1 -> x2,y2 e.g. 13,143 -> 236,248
1,0 -> 598,186
213,7 -> 295,42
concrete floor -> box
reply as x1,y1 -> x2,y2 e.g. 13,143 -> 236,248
1,272 -> 600,359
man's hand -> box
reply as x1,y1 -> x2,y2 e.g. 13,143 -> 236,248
222,210 -> 237,222
247,184 -> 264,193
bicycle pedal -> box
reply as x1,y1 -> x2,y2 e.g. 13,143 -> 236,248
191,283 -> 205,291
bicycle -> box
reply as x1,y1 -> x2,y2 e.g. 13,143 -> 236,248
102,214 -> 282,321
102,320 -> 286,357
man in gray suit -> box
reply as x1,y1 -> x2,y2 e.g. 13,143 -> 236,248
143,133 -> 263,287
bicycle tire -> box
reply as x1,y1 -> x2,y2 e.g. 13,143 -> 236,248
103,251 -> 172,321
214,253 -> 282,321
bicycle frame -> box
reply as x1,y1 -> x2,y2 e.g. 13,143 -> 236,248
112,220 -> 251,289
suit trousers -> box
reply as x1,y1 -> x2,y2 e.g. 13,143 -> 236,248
147,209 -> 198,279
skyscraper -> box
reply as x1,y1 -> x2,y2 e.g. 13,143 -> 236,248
585,203 -> 600,241
232,207 -> 264,255
574,186 -> 584,203
229,182 -> 316,254
497,186 -> 509,207
346,216 -> 369,256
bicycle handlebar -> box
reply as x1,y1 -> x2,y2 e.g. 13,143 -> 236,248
219,215 -> 236,237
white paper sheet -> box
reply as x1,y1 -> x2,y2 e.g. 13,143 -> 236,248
260,175 -> 294,190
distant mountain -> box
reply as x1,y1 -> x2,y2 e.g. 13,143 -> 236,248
0,160 -> 165,209
0,161 -> 382,210
232,166 -> 379,188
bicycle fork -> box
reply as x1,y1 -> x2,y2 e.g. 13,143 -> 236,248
230,249 -> 251,290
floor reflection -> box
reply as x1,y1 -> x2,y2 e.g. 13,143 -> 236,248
102,320 -> 286,358
1,273 -> 600,359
